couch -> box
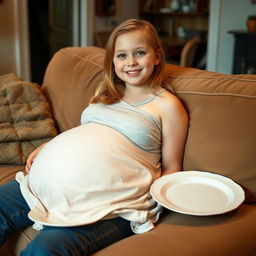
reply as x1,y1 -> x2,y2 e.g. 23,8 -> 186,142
0,46 -> 256,256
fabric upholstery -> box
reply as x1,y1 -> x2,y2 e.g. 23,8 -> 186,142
164,65 -> 256,202
42,47 -> 105,132
0,165 -> 24,184
94,205 -> 256,256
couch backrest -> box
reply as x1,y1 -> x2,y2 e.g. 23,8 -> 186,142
42,47 -> 105,132
164,65 -> 256,203
42,46 -> 256,203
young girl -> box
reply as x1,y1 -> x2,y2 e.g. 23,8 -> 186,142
0,19 -> 188,255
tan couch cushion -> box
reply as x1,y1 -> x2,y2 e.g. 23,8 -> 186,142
94,204 -> 256,256
0,165 -> 24,184
42,47 -> 105,132
165,65 -> 256,202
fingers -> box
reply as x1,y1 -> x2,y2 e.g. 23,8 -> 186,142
25,143 -> 47,174
25,160 -> 33,173
25,151 -> 35,174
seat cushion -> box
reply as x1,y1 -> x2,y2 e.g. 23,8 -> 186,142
0,165 -> 24,184
93,204 -> 256,256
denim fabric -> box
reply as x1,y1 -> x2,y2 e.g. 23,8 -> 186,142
0,180 -> 33,245
0,181 -> 134,256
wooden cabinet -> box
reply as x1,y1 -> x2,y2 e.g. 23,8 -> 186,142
139,0 -> 209,64
95,0 -> 116,16
229,30 -> 256,74
139,0 -> 208,15
139,0 -> 209,36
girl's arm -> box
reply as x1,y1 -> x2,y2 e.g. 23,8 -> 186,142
160,92 -> 188,176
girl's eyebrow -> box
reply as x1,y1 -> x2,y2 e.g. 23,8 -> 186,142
114,49 -> 126,53
115,46 -> 147,53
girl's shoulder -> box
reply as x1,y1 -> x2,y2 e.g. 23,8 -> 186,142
157,88 -> 183,111
157,88 -> 188,127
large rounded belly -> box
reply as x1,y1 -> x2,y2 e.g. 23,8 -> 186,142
29,124 -> 124,192
25,123 -> 158,220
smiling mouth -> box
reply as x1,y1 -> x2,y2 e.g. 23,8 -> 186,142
125,69 -> 142,76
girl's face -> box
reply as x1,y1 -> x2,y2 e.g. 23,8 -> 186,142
113,30 -> 160,89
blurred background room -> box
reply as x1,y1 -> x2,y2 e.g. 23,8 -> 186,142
1,0 -> 256,84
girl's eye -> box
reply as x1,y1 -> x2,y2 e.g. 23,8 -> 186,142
116,53 -> 126,59
136,50 -> 146,56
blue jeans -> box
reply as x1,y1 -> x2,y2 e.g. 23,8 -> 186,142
0,180 -> 133,256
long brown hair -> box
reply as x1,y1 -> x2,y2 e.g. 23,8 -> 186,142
91,19 -> 166,104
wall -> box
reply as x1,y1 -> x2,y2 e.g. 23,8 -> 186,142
0,0 -> 17,75
207,0 -> 256,74
0,0 -> 30,80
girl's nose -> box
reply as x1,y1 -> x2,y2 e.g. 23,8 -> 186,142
127,56 -> 137,67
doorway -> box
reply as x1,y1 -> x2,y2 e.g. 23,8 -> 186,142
28,0 -> 82,84
28,0 -> 50,84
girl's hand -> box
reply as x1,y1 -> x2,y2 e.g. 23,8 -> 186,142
25,143 -> 47,174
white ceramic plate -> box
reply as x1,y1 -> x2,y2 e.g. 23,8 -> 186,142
150,171 -> 245,216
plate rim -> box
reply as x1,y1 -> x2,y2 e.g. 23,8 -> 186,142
150,170 -> 245,216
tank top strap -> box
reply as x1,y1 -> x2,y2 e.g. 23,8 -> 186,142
129,88 -> 165,107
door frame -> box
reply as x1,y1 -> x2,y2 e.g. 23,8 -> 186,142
206,0 -> 221,72
80,0 -> 94,46
14,0 -> 31,81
